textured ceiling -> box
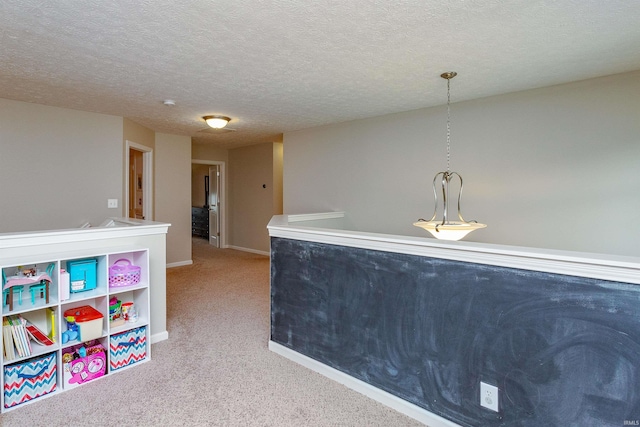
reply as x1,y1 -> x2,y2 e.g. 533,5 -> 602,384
2,1 -> 640,149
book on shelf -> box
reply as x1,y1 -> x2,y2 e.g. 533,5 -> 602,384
25,321 -> 55,346
6,316 -> 25,358
2,315 -> 53,360
46,307 -> 56,342
2,319 -> 16,361
17,315 -> 32,355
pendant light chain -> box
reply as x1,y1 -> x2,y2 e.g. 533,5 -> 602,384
446,77 -> 451,174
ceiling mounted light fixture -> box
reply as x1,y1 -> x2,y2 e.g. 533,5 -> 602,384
203,115 -> 231,129
413,71 -> 486,241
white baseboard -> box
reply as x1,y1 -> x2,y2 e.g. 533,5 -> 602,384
166,260 -> 193,268
151,331 -> 169,344
227,245 -> 270,257
269,341 -> 461,427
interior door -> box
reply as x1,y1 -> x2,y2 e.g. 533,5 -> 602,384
129,148 -> 144,219
209,165 -> 220,247
128,156 -> 136,218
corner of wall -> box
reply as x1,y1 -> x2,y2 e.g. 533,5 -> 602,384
273,142 -> 284,214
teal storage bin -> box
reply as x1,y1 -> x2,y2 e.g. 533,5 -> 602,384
67,258 -> 97,292
4,352 -> 57,408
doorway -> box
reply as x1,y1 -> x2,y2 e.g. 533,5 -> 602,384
125,141 -> 153,221
208,165 -> 221,247
129,149 -> 143,218
192,160 -> 225,248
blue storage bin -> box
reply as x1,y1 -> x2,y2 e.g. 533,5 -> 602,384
110,326 -> 147,370
4,352 -> 57,408
67,258 -> 97,292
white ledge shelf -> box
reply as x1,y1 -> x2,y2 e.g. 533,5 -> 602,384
268,213 -> 640,285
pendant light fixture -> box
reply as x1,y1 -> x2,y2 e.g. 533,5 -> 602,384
413,71 -> 486,241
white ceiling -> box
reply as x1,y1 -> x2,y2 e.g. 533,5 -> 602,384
2,1 -> 640,149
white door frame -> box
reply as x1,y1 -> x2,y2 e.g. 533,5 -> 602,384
125,140 -> 153,221
192,160 -> 226,248
208,165 -> 220,247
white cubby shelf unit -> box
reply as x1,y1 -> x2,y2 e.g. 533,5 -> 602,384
1,247 -> 151,412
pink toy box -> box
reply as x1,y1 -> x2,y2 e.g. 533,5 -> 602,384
62,342 -> 106,389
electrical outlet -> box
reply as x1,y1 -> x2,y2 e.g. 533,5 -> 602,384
480,381 -> 499,412
107,199 -> 118,209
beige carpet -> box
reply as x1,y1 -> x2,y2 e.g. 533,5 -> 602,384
1,238 -> 425,426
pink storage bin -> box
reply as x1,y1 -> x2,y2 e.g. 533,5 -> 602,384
108,259 -> 141,288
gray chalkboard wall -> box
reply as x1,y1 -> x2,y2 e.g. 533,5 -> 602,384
270,237 -> 640,427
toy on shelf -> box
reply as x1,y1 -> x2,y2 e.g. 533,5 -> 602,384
67,258 -> 97,293
2,263 -> 54,311
62,341 -> 106,387
61,317 -> 79,344
109,297 -> 124,327
59,269 -> 70,302
3,285 -> 24,308
63,306 -> 103,342
121,301 -> 138,323
22,267 -> 37,277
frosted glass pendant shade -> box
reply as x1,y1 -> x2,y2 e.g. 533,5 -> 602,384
413,220 -> 486,241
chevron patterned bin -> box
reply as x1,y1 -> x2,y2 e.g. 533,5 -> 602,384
109,326 -> 147,371
4,352 -> 57,408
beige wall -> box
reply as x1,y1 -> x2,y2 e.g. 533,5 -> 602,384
228,142 -> 281,253
0,98 -> 123,232
0,97 -> 192,262
155,133 -> 192,265
194,140 -> 284,254
283,70 -> 640,257
123,118 -> 155,219
192,143 -> 229,163
123,118 -> 155,149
